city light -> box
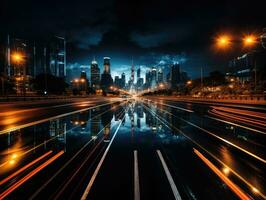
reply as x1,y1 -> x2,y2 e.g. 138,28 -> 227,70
216,35 -> 231,49
12,53 -> 23,63
243,35 -> 257,47
222,167 -> 230,175
187,80 -> 192,85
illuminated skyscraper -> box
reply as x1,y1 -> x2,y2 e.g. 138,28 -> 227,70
158,69 -> 163,83
171,63 -> 180,89
101,57 -> 113,90
103,57 -> 110,74
90,58 -> 100,89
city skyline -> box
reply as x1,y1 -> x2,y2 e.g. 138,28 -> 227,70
2,0 -> 265,80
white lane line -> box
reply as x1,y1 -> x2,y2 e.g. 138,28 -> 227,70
144,102 -> 266,164
147,100 -> 194,113
0,101 -> 121,135
80,118 -> 124,200
206,115 -> 266,135
134,150 -> 140,200
156,150 -> 182,200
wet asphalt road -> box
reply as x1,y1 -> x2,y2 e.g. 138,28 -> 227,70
0,97 -> 265,200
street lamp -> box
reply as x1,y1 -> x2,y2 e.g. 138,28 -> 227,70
12,52 -> 25,95
186,80 -> 192,85
216,35 -> 231,49
12,53 -> 23,63
243,34 -> 257,47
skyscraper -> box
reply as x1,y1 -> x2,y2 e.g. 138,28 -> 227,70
103,57 -> 110,74
158,69 -> 163,83
121,72 -> 126,88
137,67 -> 141,80
151,67 -> 157,87
48,36 -> 66,78
171,63 -> 180,89
90,58 -> 100,89
101,57 -> 113,90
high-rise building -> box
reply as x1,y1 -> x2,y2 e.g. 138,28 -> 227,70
90,59 -> 100,89
103,57 -> 110,74
101,57 -> 113,90
121,72 -> 126,88
131,58 -> 135,85
48,36 -> 66,78
114,76 -> 120,87
137,67 -> 141,80
158,69 -> 163,83
151,67 -> 157,87
171,63 -> 180,89
145,70 -> 152,88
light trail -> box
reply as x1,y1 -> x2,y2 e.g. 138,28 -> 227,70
0,102 -> 124,169
205,115 -> 266,135
142,101 -> 266,199
0,151 -> 64,200
134,150 -> 140,200
145,101 -> 266,164
151,97 -> 266,111
41,106 -> 126,200
0,151 -> 52,186
157,150 -> 182,200
29,118 -> 122,199
209,109 -> 266,130
143,98 -> 194,113
0,100 -> 122,135
193,148 -> 251,200
80,113 -> 125,200
212,106 -> 266,120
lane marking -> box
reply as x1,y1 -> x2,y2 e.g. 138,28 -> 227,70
134,150 -> 140,200
0,151 -> 64,200
0,151 -> 52,186
193,148 -> 251,200
206,115 -> 266,135
144,99 -> 194,113
142,103 -> 266,199
156,150 -> 182,200
0,101 -> 121,135
80,117 -> 124,200
144,102 -> 266,164
150,97 -> 266,111
30,107 -> 126,200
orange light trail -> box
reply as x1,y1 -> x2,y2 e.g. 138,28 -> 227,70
0,151 -> 52,186
193,148 -> 251,200
0,151 -> 64,200
212,106 -> 266,120
210,109 -> 266,130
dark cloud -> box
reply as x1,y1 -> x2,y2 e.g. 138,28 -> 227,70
1,0 -> 265,77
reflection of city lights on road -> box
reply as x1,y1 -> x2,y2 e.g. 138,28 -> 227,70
11,153 -> 18,159
223,167 -> 230,175
252,187 -> 259,193
9,160 -> 16,165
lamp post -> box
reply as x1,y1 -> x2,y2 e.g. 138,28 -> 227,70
214,32 -> 262,94
12,52 -> 24,95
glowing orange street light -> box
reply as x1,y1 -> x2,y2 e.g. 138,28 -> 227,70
80,79 -> 85,83
12,53 -> 23,63
243,35 -> 257,47
216,35 -> 231,49
187,80 -> 192,85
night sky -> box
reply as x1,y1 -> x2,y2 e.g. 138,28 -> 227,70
1,0 -> 265,79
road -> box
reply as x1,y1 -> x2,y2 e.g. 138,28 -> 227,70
0,97 -> 265,200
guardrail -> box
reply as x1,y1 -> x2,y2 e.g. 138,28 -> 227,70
0,95 -> 91,102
